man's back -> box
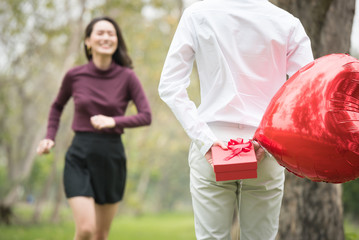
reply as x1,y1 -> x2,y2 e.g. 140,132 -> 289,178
176,0 -> 313,126
159,0 -> 313,155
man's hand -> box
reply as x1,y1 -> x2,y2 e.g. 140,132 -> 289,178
205,140 -> 227,167
252,140 -> 265,163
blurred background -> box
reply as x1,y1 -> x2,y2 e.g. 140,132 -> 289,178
0,0 -> 358,239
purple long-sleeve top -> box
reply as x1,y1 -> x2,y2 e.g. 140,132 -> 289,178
45,60 -> 151,140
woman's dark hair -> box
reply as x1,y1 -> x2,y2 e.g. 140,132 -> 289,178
84,16 -> 133,68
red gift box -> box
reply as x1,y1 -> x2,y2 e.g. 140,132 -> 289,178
212,139 -> 257,181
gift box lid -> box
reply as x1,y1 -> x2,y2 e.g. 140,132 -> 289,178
212,145 -> 257,173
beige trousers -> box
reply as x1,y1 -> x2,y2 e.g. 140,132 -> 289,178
188,122 -> 285,240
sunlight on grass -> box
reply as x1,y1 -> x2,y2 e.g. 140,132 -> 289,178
344,218 -> 359,240
1,205 -> 358,240
0,221 -> 75,240
110,213 -> 196,240
0,211 -> 196,240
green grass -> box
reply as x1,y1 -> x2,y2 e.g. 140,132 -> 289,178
0,221 -> 75,240
0,211 -> 196,240
110,213 -> 196,240
345,218 -> 359,240
1,205 -> 358,240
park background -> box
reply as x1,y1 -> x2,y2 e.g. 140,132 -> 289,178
0,0 -> 359,239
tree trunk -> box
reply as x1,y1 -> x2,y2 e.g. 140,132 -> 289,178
270,0 -> 356,239
0,205 -> 13,225
279,175 -> 344,240
272,0 -> 355,58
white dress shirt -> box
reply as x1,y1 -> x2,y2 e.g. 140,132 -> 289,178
159,0 -> 314,155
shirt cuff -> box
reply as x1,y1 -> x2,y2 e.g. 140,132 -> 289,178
198,141 -> 214,156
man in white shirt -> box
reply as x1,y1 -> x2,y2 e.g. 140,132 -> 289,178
159,0 -> 313,239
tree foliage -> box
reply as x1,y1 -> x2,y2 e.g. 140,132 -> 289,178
0,0 -> 196,223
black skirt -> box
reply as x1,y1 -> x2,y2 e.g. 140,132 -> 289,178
64,132 -> 126,204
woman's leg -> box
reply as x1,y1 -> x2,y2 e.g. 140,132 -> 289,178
94,202 -> 120,240
68,196 -> 96,240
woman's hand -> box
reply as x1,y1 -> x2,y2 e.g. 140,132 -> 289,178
90,115 -> 116,130
205,140 -> 228,167
36,139 -> 55,155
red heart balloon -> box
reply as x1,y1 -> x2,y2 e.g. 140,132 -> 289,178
254,53 -> 359,183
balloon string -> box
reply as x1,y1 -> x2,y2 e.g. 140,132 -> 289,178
224,138 -> 252,161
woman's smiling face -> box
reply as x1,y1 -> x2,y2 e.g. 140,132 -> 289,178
85,20 -> 118,57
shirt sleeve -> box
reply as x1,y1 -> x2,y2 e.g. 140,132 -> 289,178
45,72 -> 72,141
113,72 -> 152,128
158,9 -> 217,156
286,18 -> 314,76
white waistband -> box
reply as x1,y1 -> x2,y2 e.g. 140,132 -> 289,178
207,122 -> 257,141
208,121 -> 257,130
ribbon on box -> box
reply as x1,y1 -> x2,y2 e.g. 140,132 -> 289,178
224,138 -> 253,161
